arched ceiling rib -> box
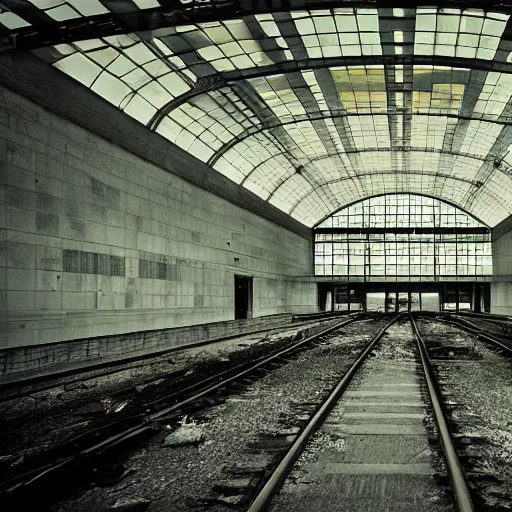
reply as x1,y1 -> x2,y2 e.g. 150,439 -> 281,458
6,2 -> 512,226
3,1 -> 512,50
282,171 -> 512,226
315,192 -> 490,228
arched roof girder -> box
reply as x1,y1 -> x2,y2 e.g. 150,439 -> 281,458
238,148 -> 499,200
276,170 -> 486,209
280,172 -> 510,226
5,1 -> 512,50
219,54 -> 512,83
312,192 -> 490,228
208,111 -> 512,168
219,136 -> 496,181
22,3 -> 512,228
152,53 -> 512,135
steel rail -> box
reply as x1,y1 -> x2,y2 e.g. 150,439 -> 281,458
247,314 -> 402,512
143,313 -> 357,410
449,311 -> 512,325
147,314 -> 360,421
436,315 -> 512,356
1,314 -> 363,496
410,315 -> 475,512
80,314 -> 364,456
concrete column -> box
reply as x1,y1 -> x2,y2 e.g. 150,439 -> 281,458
473,285 -> 481,313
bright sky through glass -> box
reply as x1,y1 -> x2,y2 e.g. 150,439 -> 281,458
314,194 -> 492,279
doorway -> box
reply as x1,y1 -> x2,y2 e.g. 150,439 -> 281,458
366,292 -> 386,312
421,292 -> 440,311
234,276 -> 253,320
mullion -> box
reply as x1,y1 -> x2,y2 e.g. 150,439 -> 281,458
314,194 -> 491,279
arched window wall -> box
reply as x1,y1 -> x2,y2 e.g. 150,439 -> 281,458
314,194 -> 492,280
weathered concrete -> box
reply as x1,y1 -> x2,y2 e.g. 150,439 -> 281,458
491,217 -> 512,314
0,50 -> 310,240
0,313 -> 292,384
0,83 -> 317,369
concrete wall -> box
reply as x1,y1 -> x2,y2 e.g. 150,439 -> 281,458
491,216 -> 512,314
0,314 -> 293,385
491,282 -> 512,315
0,85 -> 317,357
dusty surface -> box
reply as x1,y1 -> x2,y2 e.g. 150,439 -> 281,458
453,314 -> 512,343
419,318 -> 512,511
270,321 -> 453,512
46,317 -> 389,512
0,317 -> 347,479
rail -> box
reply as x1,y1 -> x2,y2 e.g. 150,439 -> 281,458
0,314 -> 364,505
247,314 -> 402,512
436,314 -> 512,356
410,314 -> 474,512
247,313 -> 476,512
0,313 -> 356,400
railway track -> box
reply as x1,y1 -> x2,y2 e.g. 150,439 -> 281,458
436,314 -> 512,356
0,313 -> 368,510
247,314 -> 474,512
414,315 -> 512,511
5,312 -> 510,511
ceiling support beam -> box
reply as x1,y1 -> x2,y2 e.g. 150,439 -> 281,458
147,74 -> 226,130
208,111 -> 512,167
221,54 -> 512,82
5,1 -> 512,50
286,171 -> 502,220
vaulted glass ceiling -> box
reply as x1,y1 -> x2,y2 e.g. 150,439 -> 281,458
4,1 -> 512,228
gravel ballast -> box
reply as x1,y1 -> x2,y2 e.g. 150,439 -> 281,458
0,317 -> 348,467
419,318 -> 512,510
269,321 -> 453,512
50,317 -> 390,512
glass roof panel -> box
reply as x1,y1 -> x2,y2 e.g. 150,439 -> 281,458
293,9 -> 382,58
473,72 -> 512,119
331,66 -> 387,113
40,34 -> 196,124
414,8 -> 508,60
28,0 -> 109,18
458,120 -> 504,157
346,115 -> 391,149
410,116 -> 447,150
26,6 -> 512,228
0,11 -> 31,29
243,154 -> 296,200
213,133 -> 284,183
292,191 -> 336,226
473,172 -> 512,225
269,173 -> 315,213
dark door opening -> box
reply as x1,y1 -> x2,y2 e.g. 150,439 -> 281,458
235,276 -> 253,320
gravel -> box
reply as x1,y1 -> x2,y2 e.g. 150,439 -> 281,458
0,317 -> 344,468
269,321 -> 452,512
50,317 -> 389,512
419,318 -> 512,510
